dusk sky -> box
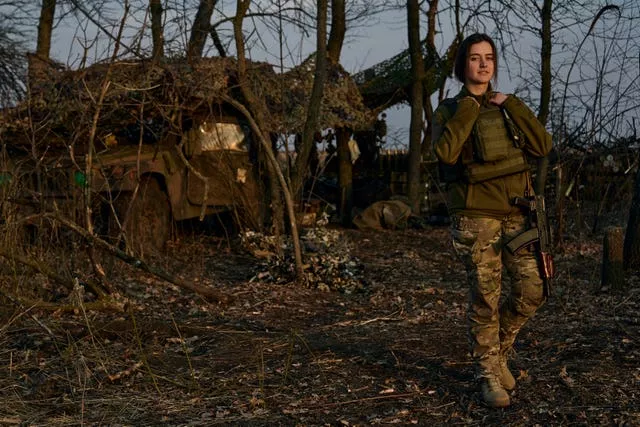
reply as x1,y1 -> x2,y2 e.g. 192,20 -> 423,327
47,2 -> 637,146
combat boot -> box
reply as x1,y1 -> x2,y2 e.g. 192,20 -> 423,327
481,377 -> 511,408
498,355 -> 516,391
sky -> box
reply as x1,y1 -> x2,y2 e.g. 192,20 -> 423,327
340,7 -> 415,148
48,5 -> 426,148
46,1 -> 639,147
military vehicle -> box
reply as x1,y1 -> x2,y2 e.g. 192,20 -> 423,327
1,114 -> 259,256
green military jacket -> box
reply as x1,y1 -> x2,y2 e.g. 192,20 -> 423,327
432,86 -> 552,218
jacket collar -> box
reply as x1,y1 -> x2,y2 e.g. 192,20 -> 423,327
458,85 -> 494,106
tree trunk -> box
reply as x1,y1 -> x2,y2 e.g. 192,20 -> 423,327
407,0 -> 425,214
233,0 -> 303,277
36,0 -> 56,59
326,0 -> 350,225
555,164 -> 565,247
290,0 -> 328,199
187,0 -> 217,60
624,166 -> 640,271
150,0 -> 164,59
234,0 -> 282,235
327,0 -> 345,63
602,226 -> 625,291
421,0 -> 438,132
209,27 -> 227,57
538,0 -> 552,126
29,0 -> 57,88
337,127 -> 353,226
534,0 -> 552,197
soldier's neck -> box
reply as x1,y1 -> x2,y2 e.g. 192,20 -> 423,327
465,82 -> 489,96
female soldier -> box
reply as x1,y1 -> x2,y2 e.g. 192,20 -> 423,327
432,33 -> 552,408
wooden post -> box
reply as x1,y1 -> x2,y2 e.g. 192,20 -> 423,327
601,226 -> 625,291
555,165 -> 564,247
337,127 -> 352,227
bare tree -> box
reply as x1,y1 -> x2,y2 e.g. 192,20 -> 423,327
187,0 -> 217,59
624,165 -> 640,272
0,1 -> 37,105
150,0 -> 164,58
0,31 -> 27,105
232,0 -> 304,277
420,0 -> 438,131
406,0 -> 424,214
327,0 -> 345,62
531,0 -> 553,198
326,0 -> 352,227
36,0 -> 56,58
27,0 -> 58,90
406,0 -> 460,212
290,0 -> 329,199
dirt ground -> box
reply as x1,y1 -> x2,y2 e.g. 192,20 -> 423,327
1,223 -> 639,426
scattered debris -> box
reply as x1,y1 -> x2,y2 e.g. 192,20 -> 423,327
241,224 -> 365,293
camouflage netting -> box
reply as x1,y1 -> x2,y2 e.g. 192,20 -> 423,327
1,57 -> 237,150
280,55 -> 373,132
0,54 -> 373,152
353,38 -> 459,109
241,224 -> 366,293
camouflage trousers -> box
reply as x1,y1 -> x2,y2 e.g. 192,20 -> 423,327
450,214 -> 545,380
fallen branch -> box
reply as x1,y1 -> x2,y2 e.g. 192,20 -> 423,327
315,392 -> 421,408
45,213 -> 231,304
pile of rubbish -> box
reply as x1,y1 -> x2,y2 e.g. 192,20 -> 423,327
241,222 -> 365,294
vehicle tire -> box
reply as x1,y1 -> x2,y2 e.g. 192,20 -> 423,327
110,176 -> 171,258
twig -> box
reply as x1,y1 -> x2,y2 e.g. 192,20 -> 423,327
320,313 -> 403,329
110,82 -> 162,91
107,361 -> 144,382
315,392 -> 421,408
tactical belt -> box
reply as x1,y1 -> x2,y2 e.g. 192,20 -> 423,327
465,153 -> 529,183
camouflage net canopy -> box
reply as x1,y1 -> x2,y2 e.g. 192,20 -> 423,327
281,55 -> 372,132
353,48 -> 415,108
353,39 -> 458,109
0,55 -> 373,153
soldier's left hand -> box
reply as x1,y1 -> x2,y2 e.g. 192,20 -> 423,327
490,92 -> 508,106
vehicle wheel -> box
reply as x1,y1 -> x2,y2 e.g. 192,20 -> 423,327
110,176 -> 171,258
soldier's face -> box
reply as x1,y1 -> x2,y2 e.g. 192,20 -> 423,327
465,41 -> 495,86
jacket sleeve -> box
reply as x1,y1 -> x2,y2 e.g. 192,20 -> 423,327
502,95 -> 552,158
432,97 -> 480,165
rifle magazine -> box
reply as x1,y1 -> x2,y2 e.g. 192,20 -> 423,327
505,228 -> 539,255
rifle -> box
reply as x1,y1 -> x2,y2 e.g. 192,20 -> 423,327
506,194 -> 555,297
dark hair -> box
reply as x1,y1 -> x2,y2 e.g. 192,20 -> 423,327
454,33 -> 498,84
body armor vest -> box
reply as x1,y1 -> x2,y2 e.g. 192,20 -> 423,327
440,102 -> 529,183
